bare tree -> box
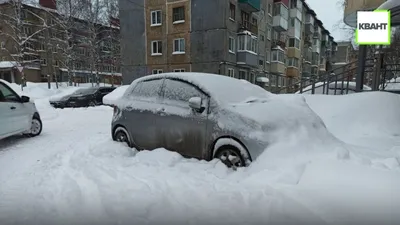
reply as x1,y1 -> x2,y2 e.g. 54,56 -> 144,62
52,0 -> 85,86
81,0 -> 106,86
103,0 -> 120,86
0,0 -> 52,87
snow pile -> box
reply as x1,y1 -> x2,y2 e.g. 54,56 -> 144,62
383,77 -> 400,90
304,91 -> 400,150
103,85 -> 129,105
1,83 -> 400,224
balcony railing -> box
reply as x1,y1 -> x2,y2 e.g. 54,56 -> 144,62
272,39 -> 286,49
238,21 -> 258,34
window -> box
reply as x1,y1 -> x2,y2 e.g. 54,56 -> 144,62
131,79 -> 163,98
41,58 -> 47,65
268,3 -> 272,15
53,46 -> 57,53
271,49 -> 285,63
290,18 -> 301,38
266,52 -> 270,62
173,7 -> 185,22
273,3 -> 288,19
241,11 -> 249,26
260,35 -> 264,41
237,34 -> 257,53
239,70 -> 247,79
173,69 -> 185,72
54,60 -> 59,66
306,14 -> 314,24
259,60 -> 263,66
249,73 -> 255,83
0,42 -> 5,49
151,10 -> 162,26
228,68 -> 235,78
0,82 -> 20,102
252,17 -> 257,26
173,38 -> 185,53
228,37 -> 235,53
229,3 -> 235,20
151,40 -> 162,55
267,27 -> 271,39
163,79 -> 205,104
23,27 -> 32,35
77,47 -> 85,55
152,69 -> 163,74
288,38 -> 300,48
288,58 -> 299,67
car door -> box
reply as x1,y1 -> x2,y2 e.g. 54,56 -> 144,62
156,78 -> 209,159
0,82 -> 30,136
123,78 -> 165,150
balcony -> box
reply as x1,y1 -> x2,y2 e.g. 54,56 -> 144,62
289,8 -> 302,21
303,50 -> 312,63
304,35 -> 312,45
272,39 -> 286,49
312,45 -> 320,53
238,21 -> 258,35
238,0 -> 260,12
304,24 -> 313,34
237,52 -> 258,68
272,15 -> 288,31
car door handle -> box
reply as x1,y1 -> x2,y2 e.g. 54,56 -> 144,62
10,106 -> 16,110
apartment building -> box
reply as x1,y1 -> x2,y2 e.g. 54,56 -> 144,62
119,0 -> 337,90
0,0 -> 122,85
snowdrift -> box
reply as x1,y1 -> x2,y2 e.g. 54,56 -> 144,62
1,84 -> 400,224
304,91 -> 400,150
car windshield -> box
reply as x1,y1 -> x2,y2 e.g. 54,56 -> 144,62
73,88 -> 97,95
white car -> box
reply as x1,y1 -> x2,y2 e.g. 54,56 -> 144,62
0,79 -> 42,140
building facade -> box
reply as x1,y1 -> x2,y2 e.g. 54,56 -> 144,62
120,0 -> 337,91
0,0 -> 122,85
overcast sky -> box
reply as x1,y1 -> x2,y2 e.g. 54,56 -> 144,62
305,0 -> 350,42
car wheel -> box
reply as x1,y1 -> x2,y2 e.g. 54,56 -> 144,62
113,126 -> 131,147
214,146 -> 246,169
27,116 -> 43,137
89,101 -> 96,107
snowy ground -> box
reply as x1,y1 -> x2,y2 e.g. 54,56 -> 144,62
1,83 -> 400,225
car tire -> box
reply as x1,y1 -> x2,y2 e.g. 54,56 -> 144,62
113,126 -> 132,147
214,145 -> 246,169
26,116 -> 43,137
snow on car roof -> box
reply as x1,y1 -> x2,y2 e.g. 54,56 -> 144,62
132,72 -> 271,104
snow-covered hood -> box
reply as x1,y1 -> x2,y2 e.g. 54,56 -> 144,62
223,95 -> 331,143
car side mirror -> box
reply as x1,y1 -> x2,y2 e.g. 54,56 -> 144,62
188,97 -> 202,110
21,95 -> 30,103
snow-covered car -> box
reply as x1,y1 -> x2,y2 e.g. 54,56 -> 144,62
109,72 -> 327,168
0,79 -> 43,140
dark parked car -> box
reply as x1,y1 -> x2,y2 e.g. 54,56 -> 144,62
50,87 -> 115,108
